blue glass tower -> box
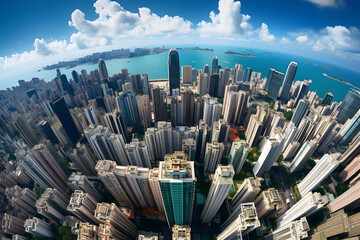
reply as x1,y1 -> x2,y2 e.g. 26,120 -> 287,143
267,69 -> 284,100
117,91 -> 140,126
291,100 -> 310,127
279,61 -> 297,102
168,49 -> 180,96
337,89 -> 360,124
211,56 -> 218,74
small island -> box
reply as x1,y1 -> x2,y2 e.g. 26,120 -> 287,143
322,73 -> 360,90
304,61 -> 339,71
224,50 -> 256,58
178,46 -> 214,52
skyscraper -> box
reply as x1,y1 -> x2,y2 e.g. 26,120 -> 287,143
254,188 -> 284,219
279,61 -> 297,102
211,56 -> 219,74
67,190 -> 99,224
228,140 -> 250,174
37,120 -> 59,145
297,153 -> 340,196
264,217 -> 309,240
203,98 -> 222,127
151,86 -> 167,122
116,91 -> 140,126
337,89 -> 360,124
197,73 -> 210,96
329,181 -> 360,213
13,114 -> 39,147
204,142 -> 225,174
201,165 -> 234,223
159,152 -> 196,227
172,225 -> 191,240
267,69 -> 284,99
181,65 -> 192,84
337,108 -> 360,146
98,58 -> 109,80
51,96 -> 80,146
168,49 -> 180,95
288,139 -> 319,173
291,100 -> 310,127
322,92 -> 334,105
245,67 -> 252,82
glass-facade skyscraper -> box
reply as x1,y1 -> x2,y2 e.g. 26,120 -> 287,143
279,61 -> 297,102
337,89 -> 360,124
159,152 -> 196,227
211,56 -> 218,74
267,69 -> 284,99
168,49 -> 180,95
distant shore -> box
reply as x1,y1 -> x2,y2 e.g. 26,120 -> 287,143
224,50 -> 256,58
322,73 -> 360,91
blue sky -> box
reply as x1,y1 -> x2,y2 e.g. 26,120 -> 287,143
0,0 -> 360,81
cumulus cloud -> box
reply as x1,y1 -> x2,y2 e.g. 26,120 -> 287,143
296,35 -> 309,43
305,0 -> 346,7
258,23 -> 275,41
280,37 -> 291,44
197,0 -> 253,37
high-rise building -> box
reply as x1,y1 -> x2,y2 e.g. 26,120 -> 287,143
288,139 -> 319,173
136,95 -> 152,129
209,74 -> 220,97
339,135 -> 360,164
279,62 -> 297,102
13,114 -> 39,147
340,154 -> 360,183
291,100 -> 310,127
60,74 -> 74,96
322,92 -> 334,105
103,109 -> 129,142
151,86 -> 167,122
228,140 -> 250,174
24,217 -> 54,238
78,222 -> 98,240
35,188 -> 69,223
198,73 -> 210,96
125,139 -> 151,168
182,65 -> 192,84
348,212 -> 360,237
245,67 -> 252,82
264,217 -> 310,240
5,185 -> 37,216
211,56 -> 219,74
181,87 -> 195,126
168,49 -> 180,95
182,138 -> 196,161
68,172 -> 103,202
245,106 -> 268,147
116,91 -> 140,126
159,152 -> 196,227
276,192 -> 329,227
337,108 -> 360,146
297,153 -> 340,196
329,181 -> 360,213
1,214 -> 25,236
254,188 -> 284,219
98,58 -> 109,80
267,69 -> 284,99
203,98 -> 222,127
218,203 -> 260,240
311,210 -> 350,240
253,131 -> 284,177
51,96 -> 80,146
337,89 -> 360,124
148,168 -> 165,212
68,142 -> 98,176
67,190 -> 99,224
37,120 -> 59,145
201,165 -> 234,223
211,118 -> 230,143
94,202 -> 137,240
204,64 -> 210,74
172,225 -> 191,240
204,142 -> 224,174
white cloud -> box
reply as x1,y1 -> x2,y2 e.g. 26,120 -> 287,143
305,0 -> 345,8
197,0 -> 253,37
296,35 -> 309,43
280,37 -> 291,44
258,23 -> 275,41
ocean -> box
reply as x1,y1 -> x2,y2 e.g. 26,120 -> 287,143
13,45 -> 360,102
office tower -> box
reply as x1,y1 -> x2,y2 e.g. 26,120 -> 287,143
218,203 -> 260,240
223,177 -> 262,229
203,99 -> 222,127
203,64 -> 210,74
152,86 -> 167,122
71,69 -> 81,83
337,108 -> 360,146
198,73 -> 210,95
311,210 -> 350,240
13,114 -> 39,147
78,222 -> 98,240
84,100 -> 101,125
294,80 -> 311,105
95,160 -> 133,208
276,192 -> 329,227
24,217 -> 54,238
337,89 -> 360,124
245,106 -> 268,147
223,90 -> 248,125
67,190 -> 99,224
297,153 -> 340,196
171,96 -> 183,126
32,143 -> 70,194
233,64 -> 244,83
51,120 -> 71,146
267,69 -> 284,99
340,154 -> 360,183
5,185 -> 37,215
114,165 -> 155,208
148,168 -> 165,212
98,58 -> 109,80
245,67 -> 252,82
180,87 -> 195,126
253,131 -> 284,177
254,188 -> 284,219
125,139 -> 151,168
68,172 -> 103,202
168,49 -> 180,95
103,109 -> 129,142
51,96 -> 80,145
209,74 -> 220,97
136,95 -> 152,129
95,202 -> 137,240
36,188 -> 69,223
291,100 -> 310,127
182,138 -> 196,161
60,74 -> 74,96
41,100 -> 55,118
116,91 -> 140,126
279,62 -> 297,102
68,142 -> 98,176
201,165 -> 235,223
182,65 -> 192,84
1,214 -> 25,236
212,118 -> 230,143
228,140 -> 250,174
264,217 -> 310,240
159,152 -> 196,227
217,68 -> 231,98
288,139 -> 319,173
329,181 -> 360,213
322,92 -> 334,105
172,225 -> 191,240
37,120 -> 59,145
211,56 -> 219,74
204,142 -> 224,174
